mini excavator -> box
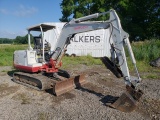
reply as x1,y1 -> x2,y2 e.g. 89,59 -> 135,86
13,9 -> 143,112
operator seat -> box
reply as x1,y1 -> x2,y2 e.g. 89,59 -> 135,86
33,37 -> 43,49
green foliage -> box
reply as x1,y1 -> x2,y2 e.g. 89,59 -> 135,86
62,55 -> 102,69
60,0 -> 109,21
0,34 -> 34,45
125,39 -> 160,73
14,36 -> 27,44
0,38 -> 14,44
141,73 -> 160,79
131,39 -> 160,62
60,0 -> 160,40
13,34 -> 34,44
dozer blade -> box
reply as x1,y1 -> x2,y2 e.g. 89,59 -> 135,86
108,86 -> 143,112
53,74 -> 86,96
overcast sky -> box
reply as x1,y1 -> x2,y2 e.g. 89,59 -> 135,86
0,0 -> 62,39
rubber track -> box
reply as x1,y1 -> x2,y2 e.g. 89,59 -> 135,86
13,72 -> 57,91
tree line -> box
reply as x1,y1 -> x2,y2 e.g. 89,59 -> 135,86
1,1 -> 159,43
0,35 -> 33,44
60,0 -> 160,40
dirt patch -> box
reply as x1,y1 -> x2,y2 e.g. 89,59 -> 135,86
0,83 -> 19,97
12,92 -> 31,104
0,65 -> 159,120
96,78 -> 116,87
38,112 -> 49,120
137,98 -> 160,119
81,82 -> 105,97
51,92 -> 76,105
0,72 -> 7,76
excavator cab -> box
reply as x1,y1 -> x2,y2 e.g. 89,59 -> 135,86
13,24 -> 55,72
28,24 -> 54,59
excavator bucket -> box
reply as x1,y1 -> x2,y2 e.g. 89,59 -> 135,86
108,86 -> 143,112
53,74 -> 86,96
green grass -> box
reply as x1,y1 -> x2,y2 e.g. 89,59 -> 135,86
141,73 -> 160,79
61,55 -> 103,69
131,39 -> 160,62
0,44 -> 28,66
126,39 -> 160,74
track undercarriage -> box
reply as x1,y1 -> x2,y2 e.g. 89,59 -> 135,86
13,70 -> 86,96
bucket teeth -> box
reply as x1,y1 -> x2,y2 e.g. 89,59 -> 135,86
108,86 -> 143,112
53,74 -> 86,96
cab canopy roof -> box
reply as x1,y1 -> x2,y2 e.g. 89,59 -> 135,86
27,23 -> 56,32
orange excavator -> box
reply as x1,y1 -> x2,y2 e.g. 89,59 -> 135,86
13,9 -> 143,112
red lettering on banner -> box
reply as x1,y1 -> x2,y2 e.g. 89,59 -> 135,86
74,26 -> 88,30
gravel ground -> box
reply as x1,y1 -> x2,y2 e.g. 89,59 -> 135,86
0,65 -> 159,120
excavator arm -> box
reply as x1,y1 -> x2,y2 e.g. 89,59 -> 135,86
51,9 -> 140,87
50,9 -> 143,112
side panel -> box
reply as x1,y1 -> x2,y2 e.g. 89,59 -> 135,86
14,50 -> 42,72
67,29 -> 112,57
14,64 -> 41,72
14,50 -> 27,66
43,22 -> 113,58
26,50 -> 37,65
